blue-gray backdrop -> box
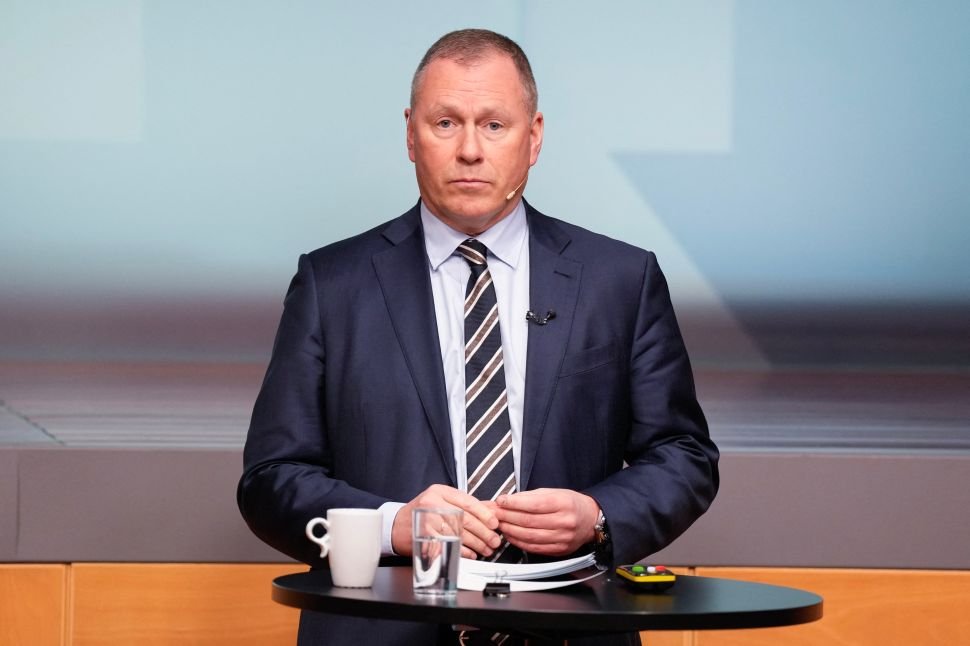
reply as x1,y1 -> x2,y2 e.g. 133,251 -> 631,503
2,1 -> 968,367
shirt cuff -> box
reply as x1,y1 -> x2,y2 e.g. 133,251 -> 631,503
379,501 -> 407,556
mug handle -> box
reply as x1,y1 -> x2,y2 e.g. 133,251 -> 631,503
305,517 -> 331,557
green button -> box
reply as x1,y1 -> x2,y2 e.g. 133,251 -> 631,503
631,565 -> 645,573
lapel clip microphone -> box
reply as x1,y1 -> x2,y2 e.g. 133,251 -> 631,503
506,175 -> 528,201
525,310 -> 556,326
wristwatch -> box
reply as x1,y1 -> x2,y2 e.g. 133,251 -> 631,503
593,509 -> 612,565
593,509 -> 609,545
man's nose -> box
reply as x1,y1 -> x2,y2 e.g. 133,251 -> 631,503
457,127 -> 484,163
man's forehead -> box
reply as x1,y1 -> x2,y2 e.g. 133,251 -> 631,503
424,94 -> 516,117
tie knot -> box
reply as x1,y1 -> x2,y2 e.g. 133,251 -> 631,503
458,239 -> 489,267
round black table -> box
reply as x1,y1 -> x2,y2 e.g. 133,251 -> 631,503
273,566 -> 822,640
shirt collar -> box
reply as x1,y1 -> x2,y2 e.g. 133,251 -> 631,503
421,199 -> 528,271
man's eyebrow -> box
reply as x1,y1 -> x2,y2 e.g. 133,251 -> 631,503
426,101 -> 515,119
425,100 -> 459,114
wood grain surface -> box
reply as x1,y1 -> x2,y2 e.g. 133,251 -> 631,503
693,567 -> 970,646
0,565 -> 67,646
70,563 -> 304,646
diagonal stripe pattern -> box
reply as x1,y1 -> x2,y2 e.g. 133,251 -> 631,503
458,239 -> 517,509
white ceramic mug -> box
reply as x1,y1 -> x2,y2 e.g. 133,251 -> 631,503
305,508 -> 382,588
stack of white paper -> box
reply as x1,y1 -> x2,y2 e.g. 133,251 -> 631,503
457,553 -> 604,591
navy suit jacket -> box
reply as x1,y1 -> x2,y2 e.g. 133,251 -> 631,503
238,201 -> 718,645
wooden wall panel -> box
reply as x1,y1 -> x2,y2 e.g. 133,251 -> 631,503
70,563 -> 304,646
640,566 -> 694,646
639,630 -> 692,646
6,563 -> 968,645
0,564 -> 67,646
694,567 -> 970,646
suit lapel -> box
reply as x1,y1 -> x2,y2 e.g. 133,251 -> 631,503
520,205 -> 582,490
372,207 -> 457,486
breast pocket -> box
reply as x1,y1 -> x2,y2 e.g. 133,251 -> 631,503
559,342 -> 620,377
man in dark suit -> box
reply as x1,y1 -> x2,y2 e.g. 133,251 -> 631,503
238,29 -> 718,645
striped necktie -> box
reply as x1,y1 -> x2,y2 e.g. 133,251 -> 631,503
458,239 -> 517,508
458,239 -> 522,642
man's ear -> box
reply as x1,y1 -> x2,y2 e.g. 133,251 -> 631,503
405,108 -> 415,162
529,111 -> 544,166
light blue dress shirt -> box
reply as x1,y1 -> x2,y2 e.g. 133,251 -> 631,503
378,200 -> 531,555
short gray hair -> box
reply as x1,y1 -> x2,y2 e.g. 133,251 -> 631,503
410,29 -> 538,116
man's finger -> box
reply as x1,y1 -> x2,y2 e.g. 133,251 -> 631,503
505,535 -> 571,555
439,490 -> 500,530
496,489 -> 563,513
462,514 -> 503,550
498,522 -> 571,545
460,528 -> 495,558
494,508 -> 556,530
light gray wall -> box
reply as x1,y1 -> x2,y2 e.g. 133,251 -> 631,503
3,447 -> 968,569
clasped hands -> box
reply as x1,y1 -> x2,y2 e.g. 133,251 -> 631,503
391,484 -> 600,559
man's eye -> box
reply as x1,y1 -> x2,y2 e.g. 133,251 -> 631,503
486,122 -> 502,131
438,119 -> 453,128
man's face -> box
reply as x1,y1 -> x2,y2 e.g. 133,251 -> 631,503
406,54 -> 543,235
